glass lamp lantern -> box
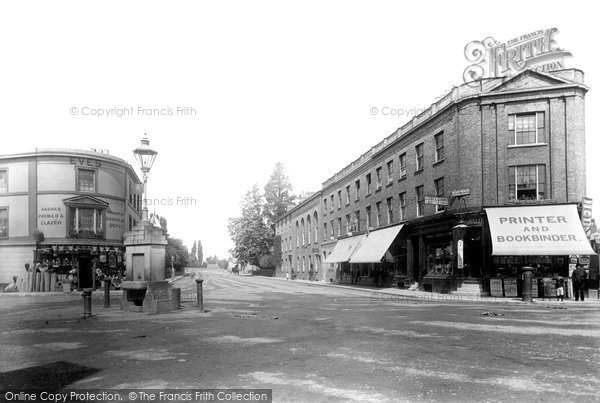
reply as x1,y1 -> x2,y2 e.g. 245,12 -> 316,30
133,135 -> 158,221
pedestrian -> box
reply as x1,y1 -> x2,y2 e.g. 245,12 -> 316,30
572,264 -> 587,301
286,271 -> 289,280
555,276 -> 564,302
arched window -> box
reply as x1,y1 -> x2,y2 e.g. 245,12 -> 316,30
314,212 -> 319,243
295,221 -> 299,247
301,218 -> 305,246
307,215 -> 311,244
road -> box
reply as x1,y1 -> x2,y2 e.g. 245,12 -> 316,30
1,268 -> 599,402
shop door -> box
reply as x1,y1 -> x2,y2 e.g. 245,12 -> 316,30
411,236 -> 420,280
78,256 -> 93,289
132,253 -> 145,280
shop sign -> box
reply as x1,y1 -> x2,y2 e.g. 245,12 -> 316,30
425,196 -> 448,206
463,28 -> 572,85
581,197 -> 593,239
38,206 -> 64,226
451,189 -> 470,197
69,157 -> 102,168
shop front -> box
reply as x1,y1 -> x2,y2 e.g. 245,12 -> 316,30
485,204 -> 596,298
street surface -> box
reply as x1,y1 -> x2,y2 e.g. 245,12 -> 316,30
1,268 -> 599,402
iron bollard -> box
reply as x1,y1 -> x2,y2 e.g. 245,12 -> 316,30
82,288 -> 94,318
195,279 -> 204,311
104,278 -> 111,308
521,266 -> 534,303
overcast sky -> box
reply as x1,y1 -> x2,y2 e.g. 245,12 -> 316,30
0,1 -> 597,258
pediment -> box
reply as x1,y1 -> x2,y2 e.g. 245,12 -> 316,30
62,195 -> 109,207
488,70 -> 570,93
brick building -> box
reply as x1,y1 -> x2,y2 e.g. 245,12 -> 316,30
277,68 -> 595,295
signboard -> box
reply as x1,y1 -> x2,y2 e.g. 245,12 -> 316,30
542,278 -> 557,297
490,278 -> 503,297
582,197 -> 593,239
531,278 -> 539,298
451,189 -> 470,197
425,196 -> 448,206
503,278 -> 518,297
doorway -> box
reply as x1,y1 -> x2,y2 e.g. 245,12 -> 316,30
78,256 -> 93,290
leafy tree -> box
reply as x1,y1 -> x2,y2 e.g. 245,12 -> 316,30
263,162 -> 296,226
259,254 -> 278,270
165,237 -> 190,275
197,240 -> 203,266
190,241 -> 197,262
228,185 -> 273,267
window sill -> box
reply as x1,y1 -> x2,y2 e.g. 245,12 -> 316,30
433,159 -> 444,167
508,143 -> 548,149
375,187 -> 382,193
398,175 -> 407,182
365,192 -> 372,197
386,181 -> 394,188
414,169 -> 424,175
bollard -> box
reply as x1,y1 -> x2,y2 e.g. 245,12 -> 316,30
195,279 -> 204,311
104,278 -> 111,308
82,288 -> 93,318
521,266 -> 534,303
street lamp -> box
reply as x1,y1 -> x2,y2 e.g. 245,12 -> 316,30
452,197 -> 469,276
171,255 -> 175,281
133,135 -> 158,222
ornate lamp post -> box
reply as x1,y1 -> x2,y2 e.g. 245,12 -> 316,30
452,197 -> 469,277
133,135 -> 158,222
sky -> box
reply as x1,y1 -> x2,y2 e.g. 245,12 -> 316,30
0,1 -> 597,258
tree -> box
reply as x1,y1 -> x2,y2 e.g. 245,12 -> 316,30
190,241 -> 198,263
165,237 -> 190,275
263,162 -> 296,226
228,185 -> 273,267
197,240 -> 203,266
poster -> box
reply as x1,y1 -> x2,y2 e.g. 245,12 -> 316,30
503,278 -> 518,297
490,278 -> 503,297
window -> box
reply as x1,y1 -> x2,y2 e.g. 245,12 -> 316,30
376,167 -> 382,189
69,207 -> 104,238
376,202 -> 382,227
128,215 -> 133,231
399,153 -> 407,178
355,210 -> 361,232
346,186 -> 351,205
337,190 -> 342,209
435,132 -> 444,162
307,217 -> 311,244
509,112 -> 545,145
345,214 -> 351,233
435,177 -> 445,212
366,206 -> 372,229
301,219 -> 306,245
330,220 -> 334,238
416,186 -> 424,216
0,208 -> 8,237
508,165 -> 546,200
314,213 -> 318,243
386,160 -> 394,184
337,218 -> 342,236
324,223 -> 328,239
323,198 -> 328,214
399,192 -> 406,221
366,173 -> 372,195
0,170 -> 7,193
386,197 -> 393,224
330,195 -> 334,213
296,221 -> 299,247
355,180 -> 360,200
415,144 -> 424,171
77,169 -> 95,192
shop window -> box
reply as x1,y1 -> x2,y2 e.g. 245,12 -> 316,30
77,169 -> 96,192
366,173 -> 372,195
416,186 -> 424,216
0,208 -> 8,237
508,165 -> 546,200
399,192 -> 406,221
399,153 -> 407,178
427,243 -> 453,275
69,207 -> 104,238
376,167 -> 382,189
386,197 -> 393,224
415,143 -> 424,171
435,177 -> 445,213
509,112 -> 545,145
0,170 -> 7,193
435,132 -> 444,162
386,160 -> 394,184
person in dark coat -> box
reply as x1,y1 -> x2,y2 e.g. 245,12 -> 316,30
572,264 -> 587,301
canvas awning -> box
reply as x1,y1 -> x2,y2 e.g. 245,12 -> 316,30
324,234 -> 365,263
485,204 -> 596,256
349,224 -> 404,263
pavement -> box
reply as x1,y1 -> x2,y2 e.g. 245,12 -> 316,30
1,269 -> 599,402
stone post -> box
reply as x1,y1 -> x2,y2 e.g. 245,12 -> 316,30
82,288 -> 93,318
195,279 -> 204,311
521,266 -> 534,304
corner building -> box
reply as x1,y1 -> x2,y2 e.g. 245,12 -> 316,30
0,149 -> 143,288
279,69 -> 596,295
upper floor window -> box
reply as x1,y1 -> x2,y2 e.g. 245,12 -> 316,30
508,164 -> 546,201
323,198 -> 328,215
366,206 -> 372,228
366,173 -> 372,195
77,169 -> 96,192
399,192 -> 406,221
0,170 -> 7,193
415,143 -> 424,171
386,160 -> 394,184
330,195 -> 335,213
337,217 -> 342,236
399,153 -> 407,178
337,190 -> 342,209
355,180 -> 360,200
0,208 -> 8,238
69,207 -> 104,238
376,202 -> 382,227
323,223 -> 328,240
509,112 -> 545,146
416,185 -> 424,217
355,210 -> 361,232
435,177 -> 445,213
386,197 -> 393,224
376,167 -> 382,189
346,186 -> 351,205
434,132 -> 444,162
330,220 -> 334,238
345,214 -> 351,233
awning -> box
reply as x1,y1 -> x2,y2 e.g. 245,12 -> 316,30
324,234 -> 365,263
350,224 -> 404,263
485,204 -> 596,256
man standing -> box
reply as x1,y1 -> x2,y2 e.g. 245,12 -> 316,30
572,264 -> 587,301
